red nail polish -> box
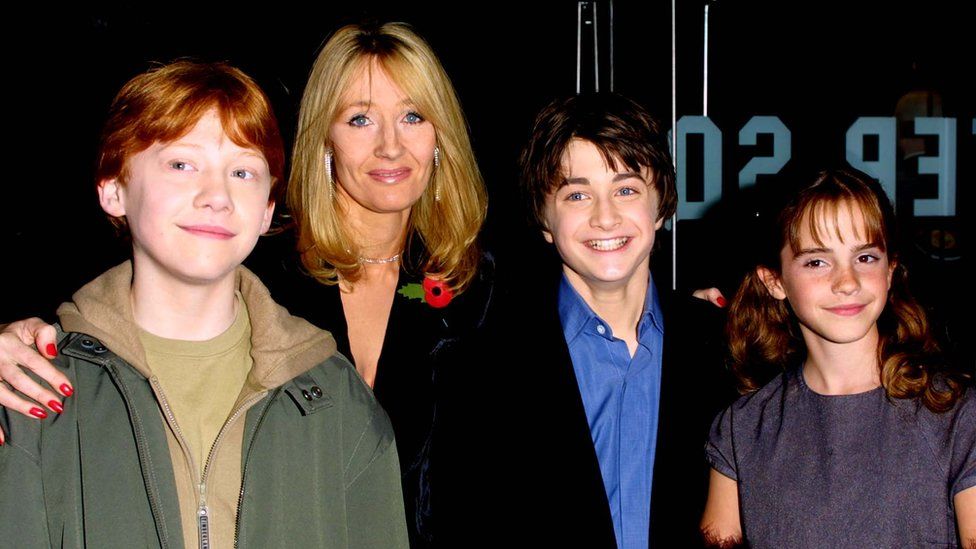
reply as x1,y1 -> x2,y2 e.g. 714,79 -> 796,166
60,384 -> 74,397
717,296 -> 727,308
46,343 -> 57,357
48,400 -> 64,414
29,407 -> 48,419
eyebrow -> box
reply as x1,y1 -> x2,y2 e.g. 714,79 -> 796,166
559,171 -> 646,187
343,98 -> 417,109
794,242 -> 883,256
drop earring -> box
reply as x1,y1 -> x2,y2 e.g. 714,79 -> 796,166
433,147 -> 441,202
324,149 -> 334,190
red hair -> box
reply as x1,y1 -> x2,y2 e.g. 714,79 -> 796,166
97,61 -> 284,228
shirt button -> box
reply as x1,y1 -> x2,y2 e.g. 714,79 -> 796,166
301,390 -> 313,401
596,324 -> 606,335
310,386 -> 323,398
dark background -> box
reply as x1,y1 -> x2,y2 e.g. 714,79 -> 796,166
3,1 -> 973,360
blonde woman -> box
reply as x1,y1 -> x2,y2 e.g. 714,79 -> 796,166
0,22 -> 491,547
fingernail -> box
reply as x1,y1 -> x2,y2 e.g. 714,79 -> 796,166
717,296 -> 727,308
60,384 -> 74,397
46,343 -> 58,357
29,407 -> 48,419
48,400 -> 64,414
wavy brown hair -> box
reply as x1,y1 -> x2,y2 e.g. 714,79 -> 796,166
289,22 -> 486,292
728,168 -> 968,412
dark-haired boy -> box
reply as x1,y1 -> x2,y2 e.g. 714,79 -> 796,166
489,93 -> 731,548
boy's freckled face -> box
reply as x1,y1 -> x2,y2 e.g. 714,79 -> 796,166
542,139 -> 663,294
99,109 -> 275,288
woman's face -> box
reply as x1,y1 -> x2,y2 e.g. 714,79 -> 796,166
330,59 -> 437,219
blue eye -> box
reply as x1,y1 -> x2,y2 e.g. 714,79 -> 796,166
348,114 -> 370,127
618,187 -> 638,196
232,169 -> 254,180
404,111 -> 424,124
169,160 -> 191,171
567,192 -> 586,201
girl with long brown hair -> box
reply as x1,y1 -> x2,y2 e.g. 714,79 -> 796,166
700,168 -> 975,547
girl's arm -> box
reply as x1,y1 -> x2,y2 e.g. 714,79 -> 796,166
700,468 -> 744,548
958,485 -> 976,549
0,318 -> 71,443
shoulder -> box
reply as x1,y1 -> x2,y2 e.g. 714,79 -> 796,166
912,383 -> 976,441
295,353 -> 395,450
721,370 -> 794,427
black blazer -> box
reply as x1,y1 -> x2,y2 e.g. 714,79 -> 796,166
246,232 -> 496,549
454,267 -> 735,548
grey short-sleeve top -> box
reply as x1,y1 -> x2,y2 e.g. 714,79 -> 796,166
706,366 -> 976,548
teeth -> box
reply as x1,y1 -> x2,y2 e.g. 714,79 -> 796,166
587,237 -> 629,251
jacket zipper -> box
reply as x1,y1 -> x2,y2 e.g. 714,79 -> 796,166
149,377 -> 204,547
150,376 -> 265,549
199,391 -> 267,549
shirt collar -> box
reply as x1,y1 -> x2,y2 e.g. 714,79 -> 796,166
558,271 -> 663,345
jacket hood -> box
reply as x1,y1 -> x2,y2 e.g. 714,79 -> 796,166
57,261 -> 338,390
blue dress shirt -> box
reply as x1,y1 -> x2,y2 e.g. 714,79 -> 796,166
558,272 -> 664,549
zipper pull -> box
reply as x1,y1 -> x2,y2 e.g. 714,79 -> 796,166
198,505 -> 211,549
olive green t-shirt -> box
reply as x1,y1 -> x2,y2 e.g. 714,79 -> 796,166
139,293 -> 252,478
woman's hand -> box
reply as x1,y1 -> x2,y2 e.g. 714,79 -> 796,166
693,287 -> 727,308
0,318 -> 73,444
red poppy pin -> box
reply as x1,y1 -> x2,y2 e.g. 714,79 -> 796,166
397,277 -> 454,308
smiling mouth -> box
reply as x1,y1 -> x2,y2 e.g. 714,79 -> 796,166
586,237 -> 630,251
825,304 -> 867,316
180,225 -> 235,239
368,168 -> 411,183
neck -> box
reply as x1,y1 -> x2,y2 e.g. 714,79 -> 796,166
130,262 -> 238,341
337,195 -> 410,260
565,266 -> 649,344
801,325 -> 881,395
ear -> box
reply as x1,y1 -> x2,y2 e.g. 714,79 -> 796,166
886,258 -> 897,289
98,178 -> 126,218
756,266 -> 787,301
654,216 -> 665,231
260,200 -> 276,234
541,228 -> 554,244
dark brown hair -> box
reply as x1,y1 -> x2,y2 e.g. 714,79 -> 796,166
518,93 -> 676,231
728,168 -> 968,412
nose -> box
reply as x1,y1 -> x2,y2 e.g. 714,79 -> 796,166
375,120 -> 405,159
831,263 -> 860,295
194,170 -> 234,213
590,196 -> 621,230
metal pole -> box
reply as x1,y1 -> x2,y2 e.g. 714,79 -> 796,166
703,2 -> 710,116
593,3 -> 600,91
609,0 -> 615,91
670,0 -> 678,290
576,2 -> 583,93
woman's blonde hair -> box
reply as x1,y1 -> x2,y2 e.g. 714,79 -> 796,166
728,168 -> 968,413
289,22 -> 486,291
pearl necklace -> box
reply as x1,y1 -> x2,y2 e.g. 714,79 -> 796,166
359,252 -> 401,265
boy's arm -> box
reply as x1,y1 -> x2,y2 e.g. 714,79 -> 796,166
344,425 -> 409,548
0,407 -> 53,545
